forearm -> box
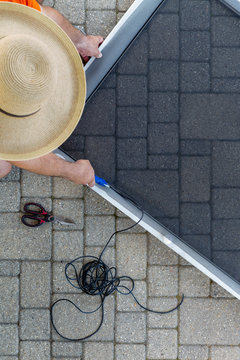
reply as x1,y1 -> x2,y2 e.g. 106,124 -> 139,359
10,153 -> 72,179
40,6 -> 84,45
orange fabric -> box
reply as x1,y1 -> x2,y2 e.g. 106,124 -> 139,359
0,0 -> 41,11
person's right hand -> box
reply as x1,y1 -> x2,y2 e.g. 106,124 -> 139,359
64,159 -> 95,187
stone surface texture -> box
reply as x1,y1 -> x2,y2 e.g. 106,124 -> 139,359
1,0 -> 240,359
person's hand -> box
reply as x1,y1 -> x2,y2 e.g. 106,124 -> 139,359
75,35 -> 103,62
64,159 -> 95,187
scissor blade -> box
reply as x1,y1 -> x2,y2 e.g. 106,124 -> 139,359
53,217 -> 75,226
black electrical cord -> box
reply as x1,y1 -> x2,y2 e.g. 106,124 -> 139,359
50,186 -> 184,341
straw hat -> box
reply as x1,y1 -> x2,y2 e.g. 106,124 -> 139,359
0,2 -> 86,161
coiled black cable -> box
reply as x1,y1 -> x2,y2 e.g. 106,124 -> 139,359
50,187 -> 184,341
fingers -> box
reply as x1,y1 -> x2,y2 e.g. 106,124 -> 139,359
88,178 -> 95,187
91,35 -> 103,58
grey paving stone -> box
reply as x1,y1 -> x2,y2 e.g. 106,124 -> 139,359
148,266 -> 178,297
117,280 -> 146,312
84,188 -> 115,215
149,14 -> 179,60
181,31 -> 210,61
0,357 -> 18,360
0,277 -> 19,323
20,341 -> 50,360
21,262 -> 51,308
21,171 -> 52,197
53,199 -> 84,230
117,31 -> 148,74
84,136 -> 116,183
115,344 -> 146,360
212,78 -> 240,93
61,135 -> 84,149
211,282 -> 233,298
55,0 -> 85,24
213,251 -> 240,282
100,70 -> 116,88
180,157 -> 210,202
179,345 -> 209,360
212,220 -> 240,250
53,177 -> 84,199
53,230 -> 83,261
180,203 -> 211,235
0,325 -> 18,356
115,312 -> 146,343
212,48 -> 240,77
117,170 -> 179,218
180,94 -> 240,140
85,215 -> 115,246
211,0 -> 233,15
0,166 -> 20,182
117,0 -> 134,11
212,141 -> 240,186
148,234 -> 178,265
148,155 -> 178,170
87,0 -> 116,10
0,261 -> 20,276
147,329 -> 178,359
117,75 -> 147,106
116,233 -> 147,279
86,10 -> 116,37
117,107 -> 147,137
0,213 -> 51,260
84,246 -> 115,268
53,262 -> 81,294
179,266 -> 210,297
84,342 -> 113,360
180,298 -> 240,345
180,0 -> 210,30
147,297 -> 178,328
117,138 -> 147,169
158,0 -> 179,12
0,182 -> 20,212
116,217 -> 146,233
78,89 -> 116,136
212,16 -> 240,47
52,341 -> 82,357
148,92 -> 179,123
210,346 -> 240,360
180,140 -> 211,155
181,62 -> 210,92
148,123 -> 179,154
182,235 -> 211,259
149,60 -> 178,91
20,309 -> 50,340
213,189 -> 240,219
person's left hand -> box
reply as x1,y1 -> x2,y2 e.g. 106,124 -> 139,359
76,35 -> 103,62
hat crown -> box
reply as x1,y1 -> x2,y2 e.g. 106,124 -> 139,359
0,34 -> 57,116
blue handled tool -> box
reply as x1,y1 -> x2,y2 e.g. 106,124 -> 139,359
95,175 -> 109,187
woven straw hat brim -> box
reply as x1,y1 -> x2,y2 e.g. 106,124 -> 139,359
0,2 -> 86,161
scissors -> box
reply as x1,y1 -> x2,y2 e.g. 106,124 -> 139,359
21,202 -> 75,227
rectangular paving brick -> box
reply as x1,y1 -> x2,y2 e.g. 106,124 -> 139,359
117,138 -> 147,169
147,329 -> 178,359
52,342 -> 82,357
179,266 -> 210,297
212,78 -> 240,93
212,16 -> 240,47
148,155 -> 178,170
117,75 -> 148,106
148,92 -> 179,123
181,62 -> 210,92
20,341 -> 50,360
180,298 -> 240,345
149,60 -> 178,91
180,140 -> 211,155
181,31 -> 210,61
0,261 -> 20,276
0,325 -> 18,356
180,203 -> 211,235
0,182 -> 20,212
180,0 -> 210,30
21,262 -> 51,308
20,309 -> 50,340
0,277 -> 19,323
115,344 -> 146,360
212,251 -> 240,282
148,123 -> 179,154
180,94 -> 240,139
149,14 -> 179,60
84,342 -> 113,360
147,298 -> 178,328
212,220 -> 240,250
85,215 -> 115,246
210,346 -> 240,360
148,266 -> 178,296
179,345 -> 209,360
116,312 -> 146,343
181,156 -> 210,202
212,48 -> 240,77
117,107 -> 147,137
53,230 -> 83,261
212,189 -> 240,219
53,199 -> 84,231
